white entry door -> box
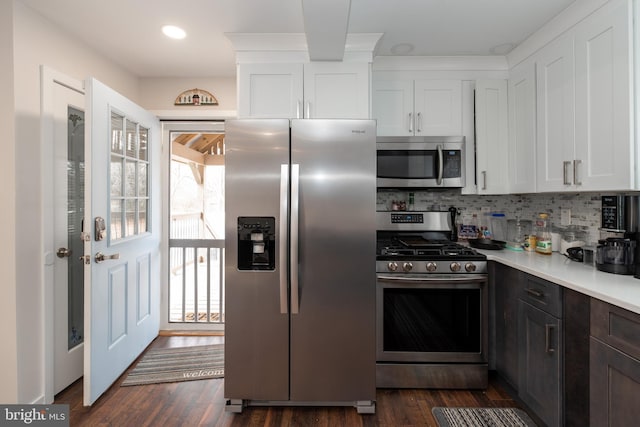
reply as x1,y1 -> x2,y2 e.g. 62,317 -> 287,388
83,78 -> 161,405
52,80 -> 85,394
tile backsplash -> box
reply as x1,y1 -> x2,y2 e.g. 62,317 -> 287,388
377,189 -> 640,244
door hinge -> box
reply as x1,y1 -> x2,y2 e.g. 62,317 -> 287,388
81,232 -> 91,242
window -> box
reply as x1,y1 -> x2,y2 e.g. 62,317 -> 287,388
110,111 -> 150,240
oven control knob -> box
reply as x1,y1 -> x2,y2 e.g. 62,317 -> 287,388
402,262 -> 413,272
450,262 -> 462,272
426,262 -> 437,272
465,262 -> 477,272
387,262 -> 398,272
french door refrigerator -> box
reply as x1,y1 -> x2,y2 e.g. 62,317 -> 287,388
224,119 -> 376,414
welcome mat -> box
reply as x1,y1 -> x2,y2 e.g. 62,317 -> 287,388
121,344 -> 224,386
432,407 -> 537,427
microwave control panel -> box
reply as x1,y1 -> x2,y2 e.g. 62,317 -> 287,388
442,150 -> 462,178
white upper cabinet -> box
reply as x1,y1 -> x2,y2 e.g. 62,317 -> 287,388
414,80 -> 463,136
535,33 -> 576,192
574,0 -> 632,190
508,59 -> 537,194
373,80 -> 462,136
238,62 -> 370,119
535,0 -> 633,192
238,63 -> 304,119
303,62 -> 370,119
475,80 -> 509,195
372,80 -> 414,136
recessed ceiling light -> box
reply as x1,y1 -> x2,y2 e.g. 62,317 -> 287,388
390,43 -> 414,55
162,25 -> 186,40
490,43 -> 515,55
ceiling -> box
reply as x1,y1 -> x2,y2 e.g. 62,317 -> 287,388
19,0 -> 576,78
172,132 -> 225,155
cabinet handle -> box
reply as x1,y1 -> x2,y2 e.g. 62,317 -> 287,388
563,161 -> 572,185
481,171 -> 487,190
573,159 -> 582,185
545,324 -> 555,354
296,100 -> 301,119
417,112 -> 422,133
305,101 -> 310,118
526,288 -> 544,298
408,113 -> 413,133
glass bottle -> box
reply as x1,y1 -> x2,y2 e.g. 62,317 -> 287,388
535,213 -> 552,255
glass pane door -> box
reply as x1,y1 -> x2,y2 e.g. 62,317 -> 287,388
167,125 -> 225,325
67,106 -> 85,349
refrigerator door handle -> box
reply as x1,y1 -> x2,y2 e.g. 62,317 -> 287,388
279,164 -> 289,314
290,164 -> 300,314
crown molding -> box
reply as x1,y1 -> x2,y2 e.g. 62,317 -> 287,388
225,32 -> 382,57
373,55 -> 509,71
507,0 -> 609,67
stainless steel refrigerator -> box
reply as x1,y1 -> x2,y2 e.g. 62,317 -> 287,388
224,119 -> 376,414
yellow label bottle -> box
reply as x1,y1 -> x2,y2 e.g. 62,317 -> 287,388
535,213 -> 552,255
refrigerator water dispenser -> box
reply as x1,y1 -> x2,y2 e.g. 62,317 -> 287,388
237,217 -> 275,270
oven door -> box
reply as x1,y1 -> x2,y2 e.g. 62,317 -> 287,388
376,142 -> 464,188
376,274 -> 487,363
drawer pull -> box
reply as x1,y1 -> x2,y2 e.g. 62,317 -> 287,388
545,324 -> 555,354
526,288 -> 544,298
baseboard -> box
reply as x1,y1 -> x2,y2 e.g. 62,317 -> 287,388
158,330 -> 225,337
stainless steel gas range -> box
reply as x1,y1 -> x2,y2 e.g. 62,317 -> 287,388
375,211 -> 488,389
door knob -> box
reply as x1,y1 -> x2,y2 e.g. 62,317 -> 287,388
56,247 -> 72,258
95,252 -> 120,263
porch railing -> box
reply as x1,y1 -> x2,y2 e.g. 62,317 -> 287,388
169,212 -> 224,324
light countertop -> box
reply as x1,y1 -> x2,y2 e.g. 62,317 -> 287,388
479,249 -> 640,315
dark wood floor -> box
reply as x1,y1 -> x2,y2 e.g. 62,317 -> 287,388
55,335 -> 521,426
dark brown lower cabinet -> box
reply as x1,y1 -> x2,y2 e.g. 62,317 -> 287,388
518,300 -> 562,427
591,299 -> 640,427
563,289 -> 590,427
492,262 -> 522,389
491,262 -> 590,427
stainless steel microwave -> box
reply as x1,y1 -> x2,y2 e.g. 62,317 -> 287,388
376,136 -> 465,188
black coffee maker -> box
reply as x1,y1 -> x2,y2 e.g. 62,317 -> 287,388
599,195 -> 640,277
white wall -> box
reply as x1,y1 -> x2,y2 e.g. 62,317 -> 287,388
139,77 -> 236,112
11,0 -> 140,403
0,0 -> 19,404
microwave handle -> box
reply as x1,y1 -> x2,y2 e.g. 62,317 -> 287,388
436,144 -> 443,185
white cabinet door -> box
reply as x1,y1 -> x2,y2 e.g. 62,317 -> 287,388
414,80 -> 462,136
372,80 -> 414,136
508,59 -> 537,193
238,62 -> 370,119
238,63 -> 304,118
574,0 -> 633,190
536,34 -> 575,192
475,80 -> 509,195
304,62 -> 370,119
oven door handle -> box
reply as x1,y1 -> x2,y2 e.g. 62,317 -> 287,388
377,275 -> 487,284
